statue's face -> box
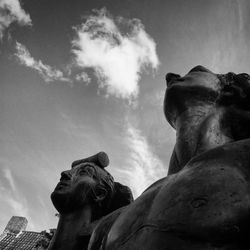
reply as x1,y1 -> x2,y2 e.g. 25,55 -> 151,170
164,66 -> 221,128
51,162 -> 106,213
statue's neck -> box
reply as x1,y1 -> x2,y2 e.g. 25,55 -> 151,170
173,105 -> 232,171
49,205 -> 92,250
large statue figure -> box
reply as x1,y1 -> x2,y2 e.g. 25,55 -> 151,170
89,66 -> 250,249
48,152 -> 133,250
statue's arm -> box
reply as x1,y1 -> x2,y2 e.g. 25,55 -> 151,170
87,207 -> 125,250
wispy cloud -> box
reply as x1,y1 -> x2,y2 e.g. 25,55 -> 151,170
0,167 -> 35,230
3,168 -> 16,192
206,0 -> 248,73
59,113 -> 166,198
0,0 -> 31,39
119,123 -> 165,197
72,8 -> 159,100
15,42 -> 71,83
236,0 -> 244,32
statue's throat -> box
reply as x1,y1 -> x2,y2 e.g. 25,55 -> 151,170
49,206 -> 93,250
195,110 -> 233,155
175,106 -> 233,169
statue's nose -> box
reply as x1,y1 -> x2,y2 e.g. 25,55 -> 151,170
60,170 -> 71,181
166,73 -> 181,86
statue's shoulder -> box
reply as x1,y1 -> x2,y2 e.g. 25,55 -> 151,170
97,178 -> 165,248
88,206 -> 127,250
186,138 -> 250,170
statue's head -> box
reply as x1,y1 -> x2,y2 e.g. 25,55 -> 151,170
51,152 -> 133,217
164,65 -> 250,130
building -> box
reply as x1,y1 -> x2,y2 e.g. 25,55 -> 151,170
0,216 -> 54,250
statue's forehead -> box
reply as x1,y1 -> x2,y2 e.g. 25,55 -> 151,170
71,162 -> 99,172
71,162 -> 109,178
72,161 -> 97,168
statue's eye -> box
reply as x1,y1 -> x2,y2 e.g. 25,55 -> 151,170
79,169 -> 86,175
79,166 -> 95,177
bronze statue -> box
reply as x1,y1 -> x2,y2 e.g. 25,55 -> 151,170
48,152 -> 133,250
88,66 -> 250,249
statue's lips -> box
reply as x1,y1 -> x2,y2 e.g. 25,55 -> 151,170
55,181 -> 70,190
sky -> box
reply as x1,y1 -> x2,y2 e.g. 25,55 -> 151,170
0,0 -> 250,232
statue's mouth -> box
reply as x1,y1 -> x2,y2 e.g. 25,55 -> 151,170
55,181 -> 70,190
167,79 -> 179,88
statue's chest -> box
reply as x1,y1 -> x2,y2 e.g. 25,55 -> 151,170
105,140 -> 250,249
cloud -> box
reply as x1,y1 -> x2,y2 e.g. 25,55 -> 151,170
119,123 -> 165,197
0,0 -> 31,38
75,72 -> 91,85
3,168 -> 16,192
0,167 -> 35,230
15,42 -> 71,83
236,0 -> 244,32
72,8 -> 159,100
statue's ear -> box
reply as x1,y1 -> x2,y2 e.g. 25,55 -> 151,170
93,186 -> 107,203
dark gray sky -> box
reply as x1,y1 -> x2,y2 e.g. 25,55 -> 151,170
0,0 -> 249,232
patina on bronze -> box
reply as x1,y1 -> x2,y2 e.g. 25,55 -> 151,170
89,66 -> 250,249
48,152 -> 133,250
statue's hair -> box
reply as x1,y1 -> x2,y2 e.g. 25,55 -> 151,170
93,167 -> 134,217
217,72 -> 250,140
107,182 -> 134,213
94,168 -> 115,214
217,72 -> 250,110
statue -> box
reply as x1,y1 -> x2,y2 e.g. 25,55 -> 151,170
88,66 -> 250,249
48,152 -> 133,250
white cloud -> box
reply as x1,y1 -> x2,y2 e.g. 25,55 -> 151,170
75,72 -> 91,85
72,8 -> 159,100
15,42 -> 71,83
0,0 -> 31,38
120,123 -> 165,197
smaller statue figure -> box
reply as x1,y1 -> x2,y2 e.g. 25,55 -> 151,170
48,152 -> 133,250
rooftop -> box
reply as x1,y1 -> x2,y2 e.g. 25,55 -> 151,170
0,216 -> 54,250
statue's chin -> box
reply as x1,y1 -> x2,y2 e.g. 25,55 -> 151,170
51,190 -> 91,213
51,191 -> 72,213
